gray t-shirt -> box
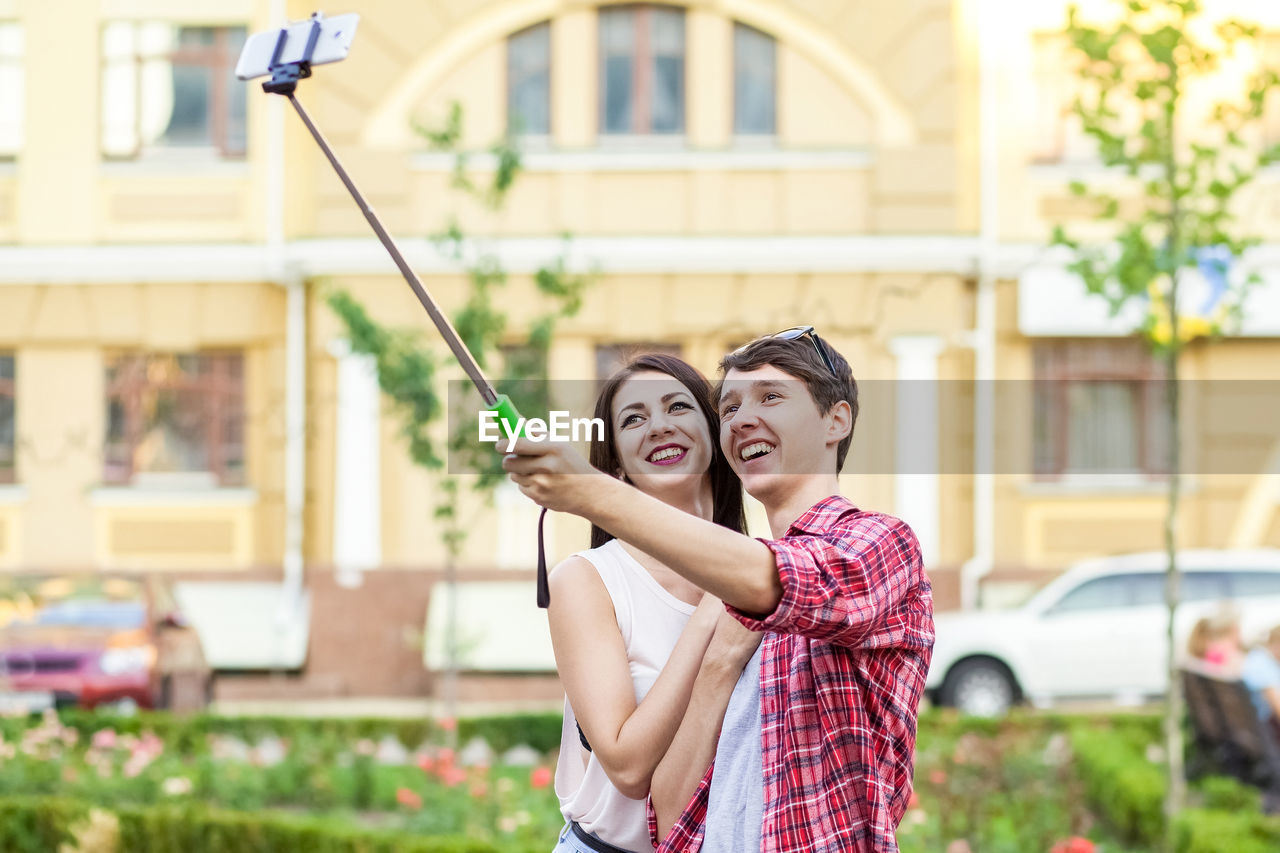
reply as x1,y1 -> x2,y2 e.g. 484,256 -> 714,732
702,646 -> 764,853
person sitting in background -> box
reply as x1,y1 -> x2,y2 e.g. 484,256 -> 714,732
1186,606 -> 1245,676
1241,625 -> 1280,726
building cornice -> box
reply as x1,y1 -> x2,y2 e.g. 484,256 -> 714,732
0,236 -> 986,282
2,239 -> 1278,288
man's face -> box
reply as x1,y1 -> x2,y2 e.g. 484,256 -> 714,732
717,364 -> 840,502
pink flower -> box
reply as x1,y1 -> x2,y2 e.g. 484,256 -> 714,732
908,791 -> 920,810
91,729 -> 117,750
1050,838 -> 1095,853
139,732 -> 164,756
929,769 -> 947,786
441,766 -> 467,787
470,781 -> 489,798
530,766 -> 552,789
416,753 -> 434,772
395,787 -> 423,810
438,716 -> 457,732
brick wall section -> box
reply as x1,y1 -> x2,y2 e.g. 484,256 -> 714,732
307,568 -> 437,697
173,568 -> 563,702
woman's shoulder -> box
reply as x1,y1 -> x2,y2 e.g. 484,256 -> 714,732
549,543 -> 636,605
547,552 -> 625,624
550,553 -> 598,583
549,548 -> 615,595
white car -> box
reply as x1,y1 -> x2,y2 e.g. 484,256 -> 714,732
927,549 -> 1280,716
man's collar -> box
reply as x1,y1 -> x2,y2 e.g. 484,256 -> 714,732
785,495 -> 856,535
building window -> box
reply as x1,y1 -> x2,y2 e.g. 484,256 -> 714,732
101,22 -> 247,159
1029,33 -> 1096,164
595,342 -> 683,381
0,23 -> 22,158
508,22 -> 550,135
104,352 -> 245,487
1033,340 -> 1169,478
733,23 -> 775,136
599,5 -> 685,135
0,354 -> 13,484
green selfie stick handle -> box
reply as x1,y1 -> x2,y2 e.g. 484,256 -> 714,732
488,393 -> 550,608
488,394 -> 525,441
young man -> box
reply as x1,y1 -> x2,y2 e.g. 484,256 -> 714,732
501,328 -> 935,852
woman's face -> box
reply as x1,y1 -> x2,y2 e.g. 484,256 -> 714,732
610,370 -> 714,498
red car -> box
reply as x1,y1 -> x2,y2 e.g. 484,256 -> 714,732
0,573 -> 212,713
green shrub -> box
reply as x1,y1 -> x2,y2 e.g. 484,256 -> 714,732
1070,725 -> 1165,845
1173,808 -> 1280,853
0,796 -> 86,853
31,709 -> 559,755
458,712 -> 562,754
0,795 -> 549,853
1195,775 -> 1262,812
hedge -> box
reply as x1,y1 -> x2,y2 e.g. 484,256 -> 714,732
1069,723 -> 1280,853
0,796 -> 86,853
1069,725 -> 1165,845
0,710 -> 564,756
0,796 -> 547,853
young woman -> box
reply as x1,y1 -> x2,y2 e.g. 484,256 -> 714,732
549,354 -> 745,853
1187,605 -> 1244,676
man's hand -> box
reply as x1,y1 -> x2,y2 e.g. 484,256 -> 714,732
499,436 -> 610,515
706,610 -> 763,674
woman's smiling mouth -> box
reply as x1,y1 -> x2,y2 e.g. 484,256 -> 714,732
647,444 -> 688,465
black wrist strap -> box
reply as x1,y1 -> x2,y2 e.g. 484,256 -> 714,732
536,507 -> 551,608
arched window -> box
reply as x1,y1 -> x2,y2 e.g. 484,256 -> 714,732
599,5 -> 686,135
100,22 -> 247,159
733,22 -> 775,136
507,21 -> 550,135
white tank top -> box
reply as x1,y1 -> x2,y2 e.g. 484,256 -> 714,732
554,538 -> 697,852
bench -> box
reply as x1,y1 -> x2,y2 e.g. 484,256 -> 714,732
1181,667 -> 1280,805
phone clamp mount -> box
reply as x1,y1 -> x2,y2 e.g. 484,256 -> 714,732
262,12 -> 324,95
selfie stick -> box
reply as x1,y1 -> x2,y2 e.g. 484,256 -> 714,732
260,15 -> 522,430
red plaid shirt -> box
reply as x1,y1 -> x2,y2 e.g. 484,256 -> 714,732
648,496 -> 934,853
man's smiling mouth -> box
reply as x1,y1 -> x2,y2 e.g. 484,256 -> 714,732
740,442 -> 775,461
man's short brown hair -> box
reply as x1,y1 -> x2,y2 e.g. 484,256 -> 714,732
719,334 -> 858,472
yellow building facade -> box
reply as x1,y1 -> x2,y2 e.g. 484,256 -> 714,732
1,0 -> 1278,691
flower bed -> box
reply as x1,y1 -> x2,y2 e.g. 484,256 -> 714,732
906,709 -> 1280,853
3,707 -> 1278,852
0,710 -> 563,850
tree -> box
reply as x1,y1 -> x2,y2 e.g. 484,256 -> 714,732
327,103 -> 590,732
1052,0 -> 1280,844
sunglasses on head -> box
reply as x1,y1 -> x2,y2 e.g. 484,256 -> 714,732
733,325 -> 838,375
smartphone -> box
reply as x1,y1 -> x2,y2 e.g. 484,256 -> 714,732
235,12 -> 360,81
